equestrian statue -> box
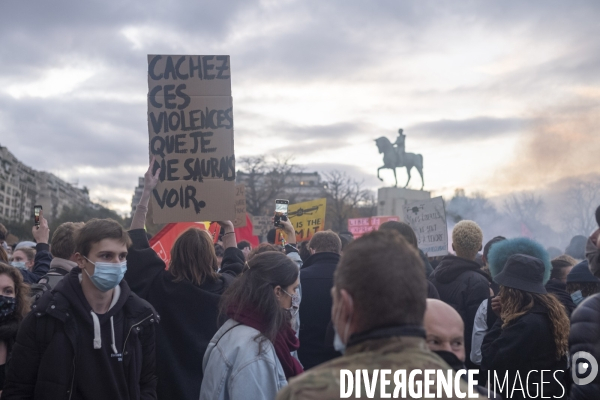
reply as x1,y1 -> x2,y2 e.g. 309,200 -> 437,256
375,128 -> 424,190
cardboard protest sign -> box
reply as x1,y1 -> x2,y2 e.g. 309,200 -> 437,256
233,184 -> 247,228
279,198 -> 327,243
147,54 -> 235,223
403,196 -> 448,257
347,216 -> 400,238
251,215 -> 272,237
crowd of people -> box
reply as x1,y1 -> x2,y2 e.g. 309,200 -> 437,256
0,162 -> 598,399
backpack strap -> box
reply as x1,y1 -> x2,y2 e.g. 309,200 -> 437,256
214,323 -> 241,347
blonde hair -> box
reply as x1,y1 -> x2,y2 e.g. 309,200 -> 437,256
499,286 -> 569,359
452,220 -> 483,259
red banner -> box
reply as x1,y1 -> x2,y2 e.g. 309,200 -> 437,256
148,214 -> 259,267
347,216 -> 400,238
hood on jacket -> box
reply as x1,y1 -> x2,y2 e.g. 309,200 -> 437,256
49,257 -> 78,273
55,267 -> 131,355
430,255 -> 489,284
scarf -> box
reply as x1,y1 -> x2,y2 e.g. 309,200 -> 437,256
227,304 -> 303,379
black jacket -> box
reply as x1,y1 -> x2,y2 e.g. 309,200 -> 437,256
3,268 -> 157,400
428,255 -> 490,367
482,303 -> 568,400
546,279 -> 576,317
298,252 -> 342,370
569,293 -> 600,400
124,229 -> 245,400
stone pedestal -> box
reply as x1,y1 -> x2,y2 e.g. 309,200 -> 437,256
377,187 -> 431,221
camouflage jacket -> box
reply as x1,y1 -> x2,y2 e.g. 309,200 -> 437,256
277,326 -> 484,400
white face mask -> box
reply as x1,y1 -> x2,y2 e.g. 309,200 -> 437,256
10,261 -> 27,270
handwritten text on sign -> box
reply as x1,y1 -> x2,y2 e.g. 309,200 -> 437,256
347,216 -> 400,238
148,55 -> 235,223
403,196 -> 448,257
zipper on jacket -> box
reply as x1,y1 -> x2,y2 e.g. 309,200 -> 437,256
122,314 -> 154,354
68,356 -> 75,400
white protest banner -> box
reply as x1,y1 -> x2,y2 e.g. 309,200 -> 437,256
403,196 -> 448,257
251,215 -> 272,237
347,216 -> 400,238
147,55 -> 235,223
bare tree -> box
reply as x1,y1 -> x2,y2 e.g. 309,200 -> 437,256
323,170 -> 370,232
561,178 -> 600,237
504,193 -> 545,226
237,156 -> 299,216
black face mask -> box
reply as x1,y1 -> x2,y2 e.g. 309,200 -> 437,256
0,295 -> 17,323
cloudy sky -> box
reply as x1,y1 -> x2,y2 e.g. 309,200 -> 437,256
1,0 -> 599,215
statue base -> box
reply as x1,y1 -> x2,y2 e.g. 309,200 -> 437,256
377,187 -> 431,221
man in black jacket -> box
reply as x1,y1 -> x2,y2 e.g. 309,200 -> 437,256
3,218 -> 158,400
298,230 -> 342,369
429,220 -> 489,370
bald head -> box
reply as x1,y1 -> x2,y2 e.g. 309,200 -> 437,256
424,299 -> 465,362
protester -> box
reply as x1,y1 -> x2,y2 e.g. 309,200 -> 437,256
30,221 -> 84,299
569,286 -> 600,398
379,221 -> 440,298
4,218 -> 158,399
482,254 -> 569,400
424,299 -> 465,362
237,240 -> 252,260
297,230 -> 342,370
565,235 -> 587,260
481,236 -> 506,281
297,240 -> 311,263
471,236 -> 550,366
380,220 -> 434,276
10,214 -> 51,284
586,207 -> 600,276
546,256 -> 578,316
0,224 -> 8,254
428,220 -> 489,368
200,251 -> 302,399
124,161 -> 245,400
566,259 -> 600,305
248,243 -> 281,260
424,299 -> 500,398
278,230 -> 475,399
0,262 -> 30,394
9,247 -> 34,272
338,232 -> 353,252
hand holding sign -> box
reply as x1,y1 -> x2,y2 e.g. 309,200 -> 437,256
145,157 -> 161,192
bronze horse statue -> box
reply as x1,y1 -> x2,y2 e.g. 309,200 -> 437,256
375,136 -> 424,190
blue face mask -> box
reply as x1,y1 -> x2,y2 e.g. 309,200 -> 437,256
571,290 -> 584,306
83,257 -> 127,292
10,261 -> 27,270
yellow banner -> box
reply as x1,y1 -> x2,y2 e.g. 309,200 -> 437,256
279,198 -> 327,244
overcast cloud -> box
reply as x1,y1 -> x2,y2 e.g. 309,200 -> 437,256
1,0 -> 599,214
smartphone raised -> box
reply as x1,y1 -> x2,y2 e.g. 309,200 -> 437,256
274,199 -> 289,227
34,205 -> 42,226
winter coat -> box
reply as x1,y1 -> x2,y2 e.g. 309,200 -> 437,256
200,318 -> 287,400
569,293 -> 600,399
3,269 -> 157,400
298,252 -> 342,370
428,255 -> 490,367
124,229 -> 245,400
545,279 -> 576,317
482,303 -> 568,400
19,243 -> 51,284
278,325 -> 488,400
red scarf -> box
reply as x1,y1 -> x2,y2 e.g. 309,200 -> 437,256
227,305 -> 304,379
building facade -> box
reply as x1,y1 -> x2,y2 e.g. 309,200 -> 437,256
0,145 -> 92,224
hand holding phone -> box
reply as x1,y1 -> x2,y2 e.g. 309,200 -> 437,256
34,205 -> 42,227
274,199 -> 289,227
